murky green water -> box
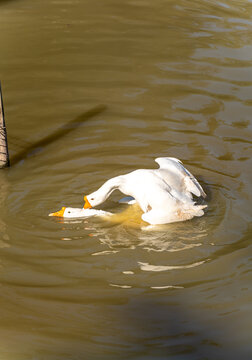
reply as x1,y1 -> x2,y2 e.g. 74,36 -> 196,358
0,0 -> 251,359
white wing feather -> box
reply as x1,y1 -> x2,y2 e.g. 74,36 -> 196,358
155,157 -> 206,198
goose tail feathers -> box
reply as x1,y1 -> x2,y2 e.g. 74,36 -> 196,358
184,204 -> 207,218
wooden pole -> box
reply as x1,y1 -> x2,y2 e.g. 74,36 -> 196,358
0,82 -> 10,168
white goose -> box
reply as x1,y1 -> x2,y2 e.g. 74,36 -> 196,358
49,207 -> 112,219
84,157 -> 207,225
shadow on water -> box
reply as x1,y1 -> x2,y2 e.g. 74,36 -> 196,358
27,293 -> 248,360
116,296 -> 249,360
0,0 -> 20,5
9,105 -> 106,166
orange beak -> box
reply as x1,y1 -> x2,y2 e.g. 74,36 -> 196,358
49,206 -> 66,217
83,196 -> 92,209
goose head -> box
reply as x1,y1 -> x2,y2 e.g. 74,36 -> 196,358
49,207 -> 86,218
84,191 -> 104,209
84,177 -> 122,209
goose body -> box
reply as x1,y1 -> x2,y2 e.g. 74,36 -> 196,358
84,157 -> 207,225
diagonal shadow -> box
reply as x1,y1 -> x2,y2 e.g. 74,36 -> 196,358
0,0 -> 20,5
10,104 -> 106,166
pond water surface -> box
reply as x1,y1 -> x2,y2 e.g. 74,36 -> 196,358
0,0 -> 251,359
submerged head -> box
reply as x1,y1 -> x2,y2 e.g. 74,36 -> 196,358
49,207 -> 85,218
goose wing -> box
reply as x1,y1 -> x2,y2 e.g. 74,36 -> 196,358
155,157 -> 206,198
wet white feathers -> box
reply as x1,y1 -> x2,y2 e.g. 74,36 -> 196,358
155,157 -> 206,199
86,157 -> 207,225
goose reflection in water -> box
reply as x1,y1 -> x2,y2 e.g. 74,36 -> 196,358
55,201 -> 208,254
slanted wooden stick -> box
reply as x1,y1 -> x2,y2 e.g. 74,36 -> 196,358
0,82 -> 10,168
